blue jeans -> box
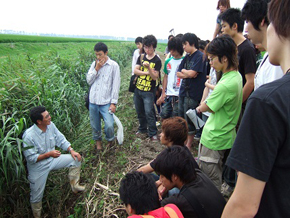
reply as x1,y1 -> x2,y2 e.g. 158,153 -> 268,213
160,96 -> 179,119
89,103 -> 115,141
134,89 -> 157,137
178,96 -> 199,135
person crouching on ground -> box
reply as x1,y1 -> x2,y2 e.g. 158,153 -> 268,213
155,146 -> 226,218
22,106 -> 85,218
119,171 -> 184,218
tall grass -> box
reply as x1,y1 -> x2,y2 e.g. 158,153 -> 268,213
0,39 -> 135,216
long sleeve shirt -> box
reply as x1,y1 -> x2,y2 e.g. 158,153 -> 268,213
86,57 -> 120,105
22,122 -> 71,168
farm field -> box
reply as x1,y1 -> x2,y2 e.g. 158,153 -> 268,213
0,34 -> 168,217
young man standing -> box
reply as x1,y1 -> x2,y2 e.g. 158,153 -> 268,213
22,106 -> 85,218
222,0 -> 290,217
134,35 -> 162,142
219,8 -> 257,196
177,33 -> 207,149
131,37 -> 143,76
87,42 -> 121,151
196,35 -> 243,191
155,146 -> 226,218
241,0 -> 283,90
157,37 -> 184,119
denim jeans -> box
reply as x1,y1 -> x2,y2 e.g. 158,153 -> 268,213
178,96 -> 199,134
134,88 -> 157,137
89,103 -> 115,141
160,96 -> 179,119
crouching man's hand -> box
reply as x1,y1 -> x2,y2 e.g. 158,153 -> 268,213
68,147 -> 82,162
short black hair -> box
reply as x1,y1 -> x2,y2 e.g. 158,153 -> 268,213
168,37 -> 184,56
206,34 -> 238,71
220,8 -> 244,33
94,42 -> 108,53
241,0 -> 270,31
119,171 -> 160,215
182,33 -> 199,49
135,37 -> 143,44
143,35 -> 157,49
30,106 -> 46,124
154,146 -> 197,184
168,35 -> 174,40
199,40 -> 208,50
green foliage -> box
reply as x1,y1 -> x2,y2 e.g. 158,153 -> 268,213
0,36 -> 136,217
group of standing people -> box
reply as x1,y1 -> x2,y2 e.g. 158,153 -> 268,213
21,0 -> 290,217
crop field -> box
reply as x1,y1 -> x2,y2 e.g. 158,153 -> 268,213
0,34 -> 167,217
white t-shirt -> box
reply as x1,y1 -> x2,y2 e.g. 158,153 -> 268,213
254,52 -> 284,90
202,68 -> 217,117
131,49 -> 140,75
164,57 -> 183,96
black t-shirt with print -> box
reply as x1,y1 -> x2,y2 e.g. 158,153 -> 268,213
136,54 -> 162,92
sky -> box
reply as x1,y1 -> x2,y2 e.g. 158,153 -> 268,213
1,0 -> 246,41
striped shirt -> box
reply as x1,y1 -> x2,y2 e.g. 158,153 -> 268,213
86,57 -> 120,105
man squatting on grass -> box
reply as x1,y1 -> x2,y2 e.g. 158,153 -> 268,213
155,146 -> 226,218
22,106 -> 85,218
86,42 -> 121,151
138,117 -> 199,197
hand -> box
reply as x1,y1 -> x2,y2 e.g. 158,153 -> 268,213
143,62 -> 150,68
177,71 -> 183,78
95,57 -> 107,71
71,150 -> 82,162
157,95 -> 165,106
157,184 -> 167,199
205,79 -> 210,86
109,104 -> 116,113
49,150 -> 61,158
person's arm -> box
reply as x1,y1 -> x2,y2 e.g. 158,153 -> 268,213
143,62 -> 159,80
243,73 -> 255,102
222,172 -> 266,218
177,69 -> 198,79
67,146 -> 82,162
213,22 -> 220,39
205,77 -> 216,90
137,163 -> 154,174
200,86 -> 209,103
86,61 -> 99,86
134,64 -> 149,76
36,150 -> 61,162
157,74 -> 168,105
110,63 -> 121,112
196,101 -> 213,113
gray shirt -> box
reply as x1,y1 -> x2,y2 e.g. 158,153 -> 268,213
86,57 -> 120,105
22,122 -> 70,168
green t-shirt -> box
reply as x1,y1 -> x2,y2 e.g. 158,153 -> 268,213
200,70 -> 243,150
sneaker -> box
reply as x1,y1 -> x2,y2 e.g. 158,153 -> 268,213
221,182 -> 234,198
150,135 -> 159,142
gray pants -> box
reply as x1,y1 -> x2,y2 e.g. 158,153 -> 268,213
28,154 -> 81,203
199,144 -> 226,191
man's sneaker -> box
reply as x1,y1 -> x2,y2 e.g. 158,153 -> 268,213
221,182 -> 234,199
150,135 -> 159,142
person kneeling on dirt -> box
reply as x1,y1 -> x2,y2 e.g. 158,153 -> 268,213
22,106 -> 85,218
155,146 -> 226,218
119,171 -> 184,218
137,117 -> 198,196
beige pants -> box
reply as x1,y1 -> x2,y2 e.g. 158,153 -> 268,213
199,144 -> 226,191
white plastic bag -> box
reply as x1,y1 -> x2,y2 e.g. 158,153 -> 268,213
186,109 -> 205,130
113,114 -> 124,145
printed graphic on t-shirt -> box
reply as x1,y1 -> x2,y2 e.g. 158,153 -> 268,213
136,60 -> 156,91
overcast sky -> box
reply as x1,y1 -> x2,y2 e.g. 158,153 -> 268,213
1,0 -> 246,40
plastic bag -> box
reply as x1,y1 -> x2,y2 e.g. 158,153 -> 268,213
113,114 -> 124,145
